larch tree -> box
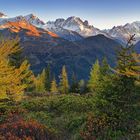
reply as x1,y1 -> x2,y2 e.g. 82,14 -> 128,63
88,60 -> 101,92
34,65 -> 51,93
50,76 -> 58,94
59,66 -> 69,94
34,74 -> 41,92
0,37 -> 33,101
34,69 -> 46,93
40,68 -> 47,91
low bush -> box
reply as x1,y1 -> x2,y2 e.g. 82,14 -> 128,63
20,94 -> 95,140
21,95 -> 95,114
0,108 -> 55,140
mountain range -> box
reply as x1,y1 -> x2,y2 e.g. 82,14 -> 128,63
1,12 -> 140,44
0,12 -> 139,80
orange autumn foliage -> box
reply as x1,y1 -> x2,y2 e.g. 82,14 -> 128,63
0,37 -> 33,100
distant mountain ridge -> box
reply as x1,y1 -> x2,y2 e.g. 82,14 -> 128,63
1,12 -> 140,44
105,21 -> 140,44
0,13 -> 45,27
45,16 -> 108,37
0,19 -> 58,38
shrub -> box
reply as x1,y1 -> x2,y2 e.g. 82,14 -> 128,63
21,95 -> 95,114
0,109 -> 55,140
80,114 -> 107,140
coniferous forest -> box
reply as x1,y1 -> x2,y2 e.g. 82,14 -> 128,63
0,34 -> 140,140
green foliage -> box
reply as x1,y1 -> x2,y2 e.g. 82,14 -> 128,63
34,69 -> 46,93
70,72 -> 80,93
91,35 -> 140,139
116,35 -> 140,78
59,66 -> 69,94
45,64 -> 51,91
100,57 -> 110,76
21,94 -> 95,140
79,80 -> 88,94
21,95 -> 95,114
34,65 -> 52,93
88,60 -> 101,92
50,76 -> 58,94
94,75 -> 138,138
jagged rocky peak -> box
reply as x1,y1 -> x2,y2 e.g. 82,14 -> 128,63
105,21 -> 140,44
53,18 -> 65,27
83,20 -> 89,26
49,16 -> 92,28
25,13 -> 37,19
65,16 -> 87,26
0,12 -> 7,18
46,16 -> 108,38
65,16 -> 93,27
13,15 -> 25,21
66,16 -> 81,21
24,13 -> 45,27
55,18 -> 65,23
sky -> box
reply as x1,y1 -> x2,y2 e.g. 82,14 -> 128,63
0,0 -> 140,29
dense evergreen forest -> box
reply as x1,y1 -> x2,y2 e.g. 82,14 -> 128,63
0,35 -> 140,140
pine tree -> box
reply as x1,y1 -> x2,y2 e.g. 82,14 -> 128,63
50,76 -> 58,94
88,60 -> 100,92
93,35 -> 140,139
132,54 -> 140,85
59,66 -> 69,94
115,34 -> 140,78
125,53 -> 140,78
45,64 -> 51,91
70,72 -> 79,93
100,57 -> 110,76
41,68 -> 47,90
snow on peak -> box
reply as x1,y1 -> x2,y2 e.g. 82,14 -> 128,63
0,13 -> 45,28
25,14 -> 37,19
24,14 -> 45,27
2,13 -> 140,43
46,16 -> 107,37
0,12 -> 7,18
106,21 -> 140,44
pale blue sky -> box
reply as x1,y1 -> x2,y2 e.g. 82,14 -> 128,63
0,0 -> 140,29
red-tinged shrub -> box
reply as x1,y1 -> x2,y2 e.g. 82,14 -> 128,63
0,109 -> 53,140
80,114 -> 108,140
80,115 -> 96,140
